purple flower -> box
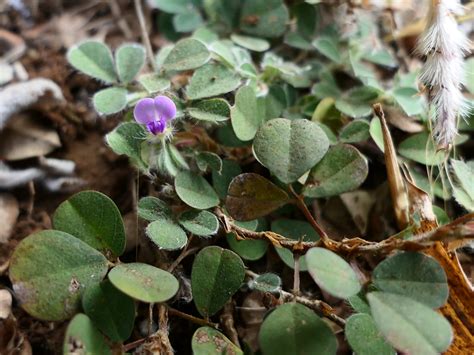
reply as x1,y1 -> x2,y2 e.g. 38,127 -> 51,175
134,96 -> 177,135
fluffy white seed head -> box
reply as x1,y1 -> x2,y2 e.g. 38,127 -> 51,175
416,0 -> 471,148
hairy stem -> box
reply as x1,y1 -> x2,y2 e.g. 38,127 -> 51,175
133,0 -> 157,72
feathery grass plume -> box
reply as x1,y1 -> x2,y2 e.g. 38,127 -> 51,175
416,0 -> 471,149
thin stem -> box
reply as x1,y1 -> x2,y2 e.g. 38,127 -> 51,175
133,0 -> 157,71
293,254 -> 301,295
288,185 -> 329,242
123,338 -> 147,352
168,307 -> 219,328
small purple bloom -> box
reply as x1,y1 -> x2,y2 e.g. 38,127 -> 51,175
134,95 -> 177,135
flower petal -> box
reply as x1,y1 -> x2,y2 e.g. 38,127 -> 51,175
154,95 -> 177,122
134,98 -> 156,124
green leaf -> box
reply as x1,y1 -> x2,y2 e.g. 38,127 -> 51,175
149,0 -> 194,13
175,170 -> 220,209
186,63 -> 241,100
240,0 -> 289,38
253,118 -> 329,184
138,196 -> 171,221
191,246 -> 245,317
9,231 -> 108,321
155,44 -> 174,70
303,144 -> 368,198
339,120 -> 371,143
271,219 -> 319,271
392,87 -> 424,116
92,87 -> 127,115
196,152 -> 223,173
453,186 -> 474,211
370,116 -> 384,152
363,49 -> 397,68
335,98 -> 372,118
146,218 -> 188,250
313,37 -> 341,63
106,122 -> 147,170
226,219 -> 268,261
173,10 -> 203,33
115,43 -> 145,83
63,314 -> 111,355
138,73 -> 170,93
249,273 -> 281,293
367,292 -> 453,355
82,280 -> 135,342
178,210 -> 219,237
451,159 -> 474,200
306,247 -> 361,299
212,159 -> 242,199
372,252 -> 448,308
345,314 -> 395,355
53,190 -> 126,257
225,173 -> 289,220
192,327 -> 243,355
231,85 -> 265,141
231,34 -> 270,52
163,38 -> 210,71
188,98 -> 231,122
67,40 -> 116,83
348,293 -> 371,314
108,263 -> 179,303
398,132 -> 445,165
259,303 -> 337,355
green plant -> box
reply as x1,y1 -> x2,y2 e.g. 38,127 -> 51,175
8,0 -> 474,353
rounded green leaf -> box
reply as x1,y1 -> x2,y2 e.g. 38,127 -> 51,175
369,116 -> 384,152
138,196 -> 171,221
335,98 -> 372,118
212,159 -> 242,199
82,281 -> 135,342
226,233 -> 268,261
63,314 -> 111,355
253,118 -> 329,184
53,190 -> 126,257
115,43 -> 145,83
106,122 -> 147,170
249,273 -> 281,293
146,218 -> 188,250
163,38 -> 210,71
345,314 -> 395,355
259,303 -> 337,355
192,327 -> 243,355
303,144 -> 368,198
240,0 -> 289,38
372,252 -> 448,308
149,0 -> 192,13
175,170 -> 220,209
313,37 -> 341,63
271,219 -> 319,271
173,10 -> 203,33
191,246 -> 245,317
108,263 -> 179,303
231,85 -> 265,141
367,292 -> 453,354
138,73 -> 170,93
9,231 -> 108,321
231,34 -> 270,52
186,63 -> 241,100
67,40 -> 117,83
398,132 -> 445,166
188,98 -> 231,122
196,152 -> 223,173
339,120 -> 370,143
392,87 -> 424,116
93,87 -> 127,115
306,247 -> 361,299
178,210 -> 219,237
226,173 -> 289,221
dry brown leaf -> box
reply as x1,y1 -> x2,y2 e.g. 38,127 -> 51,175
340,191 -> 376,234
0,114 -> 61,161
374,103 -> 409,229
0,193 -> 19,243
385,106 -> 424,133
